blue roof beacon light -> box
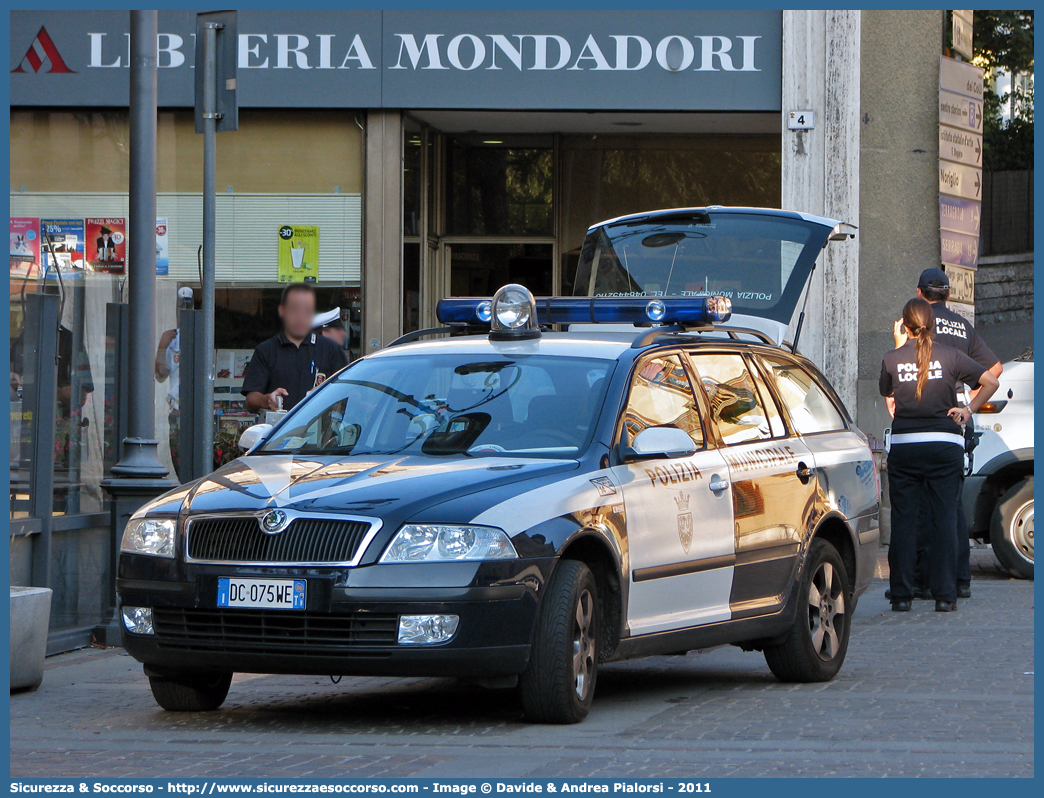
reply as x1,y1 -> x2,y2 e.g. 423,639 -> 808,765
489,284 -> 541,340
435,287 -> 733,331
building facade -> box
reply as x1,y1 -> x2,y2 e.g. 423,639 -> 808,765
9,9 -> 949,650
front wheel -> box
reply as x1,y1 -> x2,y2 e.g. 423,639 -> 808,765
764,539 -> 851,683
148,671 -> 233,711
991,477 -> 1034,579
519,560 -> 599,724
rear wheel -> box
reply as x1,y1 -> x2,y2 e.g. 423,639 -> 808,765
519,560 -> 599,724
764,539 -> 851,682
148,671 -> 233,711
991,477 -> 1034,579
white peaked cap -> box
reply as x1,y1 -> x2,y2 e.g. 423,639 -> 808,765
312,308 -> 341,329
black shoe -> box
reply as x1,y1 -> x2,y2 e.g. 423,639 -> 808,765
935,600 -> 957,612
884,588 -> 892,600
957,584 -> 971,599
913,586 -> 931,600
891,600 -> 912,612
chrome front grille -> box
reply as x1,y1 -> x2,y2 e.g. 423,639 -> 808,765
187,516 -> 374,565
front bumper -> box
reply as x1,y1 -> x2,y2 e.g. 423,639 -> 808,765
118,558 -> 550,678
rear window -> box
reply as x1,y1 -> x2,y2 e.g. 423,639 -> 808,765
573,211 -> 832,324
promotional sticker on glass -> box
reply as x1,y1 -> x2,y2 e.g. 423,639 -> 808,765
156,217 -> 169,275
277,224 -> 319,283
85,217 -> 127,274
10,217 -> 39,278
39,218 -> 85,277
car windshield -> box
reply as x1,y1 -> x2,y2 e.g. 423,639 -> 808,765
258,353 -> 615,459
573,211 -> 832,324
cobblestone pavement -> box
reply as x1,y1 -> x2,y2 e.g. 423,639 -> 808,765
10,550 -> 1034,778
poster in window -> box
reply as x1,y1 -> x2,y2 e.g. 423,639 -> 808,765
277,225 -> 319,283
10,217 -> 40,278
39,219 -> 85,277
156,218 -> 169,275
85,217 -> 127,274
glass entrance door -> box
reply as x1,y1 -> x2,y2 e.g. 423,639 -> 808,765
448,242 -> 553,297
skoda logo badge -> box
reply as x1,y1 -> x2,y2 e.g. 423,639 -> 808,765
260,510 -> 289,534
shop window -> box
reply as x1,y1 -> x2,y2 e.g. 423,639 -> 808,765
445,138 -> 553,237
449,243 -> 553,298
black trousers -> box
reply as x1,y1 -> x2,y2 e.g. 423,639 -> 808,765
916,482 -> 971,589
888,441 -> 964,603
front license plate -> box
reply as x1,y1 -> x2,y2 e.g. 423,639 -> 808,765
217,577 -> 306,610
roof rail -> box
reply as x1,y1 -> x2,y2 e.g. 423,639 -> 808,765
631,324 -> 779,349
386,326 -> 455,348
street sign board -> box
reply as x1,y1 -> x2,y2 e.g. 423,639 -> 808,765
951,10 -> 974,61
939,125 -> 983,166
939,56 -> 984,288
939,88 -> 983,132
944,264 -> 974,303
947,301 -> 974,325
940,195 -> 981,236
941,228 -> 979,270
940,52 -> 984,100
939,160 -> 982,200
194,10 -> 238,133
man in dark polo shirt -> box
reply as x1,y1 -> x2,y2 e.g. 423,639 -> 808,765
242,283 -> 348,413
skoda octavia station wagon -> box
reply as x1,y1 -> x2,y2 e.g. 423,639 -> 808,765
119,207 -> 878,723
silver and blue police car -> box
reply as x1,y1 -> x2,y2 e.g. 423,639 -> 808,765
118,207 -> 879,723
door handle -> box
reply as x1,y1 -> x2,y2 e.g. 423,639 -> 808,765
796,461 -> 814,484
709,477 -> 729,493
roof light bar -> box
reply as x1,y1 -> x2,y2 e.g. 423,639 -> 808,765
436,293 -> 733,327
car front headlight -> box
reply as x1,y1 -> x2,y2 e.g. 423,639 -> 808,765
121,517 -> 177,558
380,525 -> 518,563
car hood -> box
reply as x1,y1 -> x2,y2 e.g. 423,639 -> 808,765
166,453 -> 579,521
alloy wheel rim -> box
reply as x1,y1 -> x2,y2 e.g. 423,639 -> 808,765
808,561 -> 845,661
1010,500 -> 1034,563
572,588 -> 595,700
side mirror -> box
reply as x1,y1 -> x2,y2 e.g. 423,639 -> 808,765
238,423 -> 273,453
623,426 -> 696,462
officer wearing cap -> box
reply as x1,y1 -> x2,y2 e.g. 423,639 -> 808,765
242,283 -> 348,414
312,307 -> 349,352
891,268 -> 1003,600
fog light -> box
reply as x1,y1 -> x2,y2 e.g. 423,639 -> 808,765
397,614 -> 459,645
121,606 -> 154,635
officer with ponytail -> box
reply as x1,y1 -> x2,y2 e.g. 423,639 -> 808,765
880,298 -> 1000,612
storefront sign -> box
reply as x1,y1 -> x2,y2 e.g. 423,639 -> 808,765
85,217 -> 126,274
278,225 -> 319,283
9,10 -> 782,111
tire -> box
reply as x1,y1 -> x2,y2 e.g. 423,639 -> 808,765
991,477 -> 1034,579
764,539 -> 851,683
519,560 -> 599,724
148,671 -> 233,711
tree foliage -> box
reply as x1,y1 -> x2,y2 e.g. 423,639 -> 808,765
972,10 -> 1034,171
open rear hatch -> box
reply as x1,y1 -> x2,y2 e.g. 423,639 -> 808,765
572,207 -> 856,346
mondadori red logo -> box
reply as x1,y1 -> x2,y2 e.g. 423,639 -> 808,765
11,26 -> 76,74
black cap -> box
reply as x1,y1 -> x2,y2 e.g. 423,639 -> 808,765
917,267 -> 949,289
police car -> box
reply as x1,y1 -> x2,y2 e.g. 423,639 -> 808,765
118,207 -> 879,723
